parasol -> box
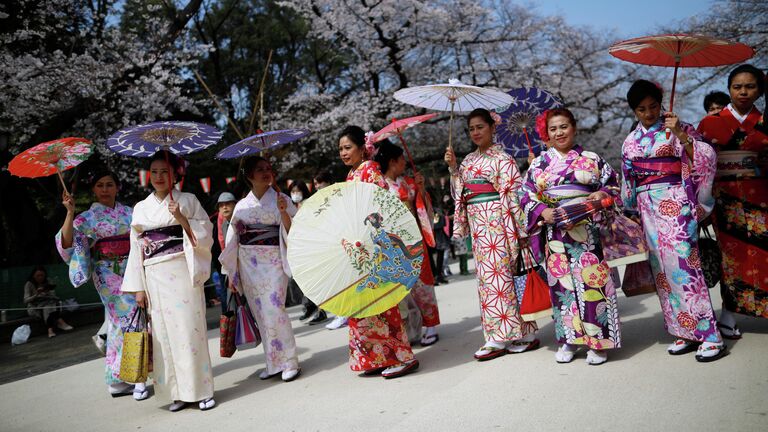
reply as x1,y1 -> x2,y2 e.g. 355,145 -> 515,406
371,114 -> 437,247
215,129 -> 311,159
393,79 -> 514,149
609,34 -> 754,137
8,137 -> 93,194
287,181 -> 424,318
552,197 -> 614,230
495,87 -> 562,158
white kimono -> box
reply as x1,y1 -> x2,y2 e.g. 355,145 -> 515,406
219,188 -> 299,374
122,191 -> 214,403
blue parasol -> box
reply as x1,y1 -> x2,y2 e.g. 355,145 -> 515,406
215,129 -> 310,159
106,121 -> 223,157
495,87 -> 562,158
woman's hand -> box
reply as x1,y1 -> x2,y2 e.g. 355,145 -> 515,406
228,279 -> 238,294
527,152 -> 535,165
541,208 -> 556,225
277,194 -> 289,214
168,199 -> 185,221
135,291 -> 147,308
664,112 -> 683,137
62,192 -> 75,214
587,191 -> 610,201
444,147 -> 457,171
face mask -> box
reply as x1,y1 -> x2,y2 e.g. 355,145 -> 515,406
291,193 -> 303,203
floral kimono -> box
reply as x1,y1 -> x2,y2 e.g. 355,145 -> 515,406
121,191 -> 214,403
385,175 -> 440,328
450,144 -> 536,343
520,146 -> 621,350
219,188 -> 299,374
698,105 -> 768,318
56,202 -> 138,385
347,160 -> 416,371
622,119 -> 721,343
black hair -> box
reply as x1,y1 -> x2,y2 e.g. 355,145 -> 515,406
703,91 -> 730,113
373,141 -> 404,174
313,170 -> 333,184
727,64 -> 766,97
627,80 -> 663,110
27,265 -> 47,284
290,180 -> 311,198
88,169 -> 120,189
149,150 -> 183,183
337,125 -> 366,148
466,108 -> 495,127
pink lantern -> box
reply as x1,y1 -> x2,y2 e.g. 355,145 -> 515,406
199,177 -> 211,194
225,176 -> 237,184
138,169 -> 149,187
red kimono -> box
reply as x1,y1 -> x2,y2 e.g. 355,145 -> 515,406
698,105 -> 768,318
346,161 -> 416,371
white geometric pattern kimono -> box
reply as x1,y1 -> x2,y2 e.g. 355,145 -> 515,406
121,191 -> 214,403
220,188 -> 299,374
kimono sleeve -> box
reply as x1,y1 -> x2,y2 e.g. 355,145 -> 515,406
121,224 -> 147,293
620,134 -> 638,212
519,156 -> 549,234
493,155 -> 525,255
681,123 -> 717,217
597,155 -> 621,203
279,192 -> 297,277
218,204 -> 241,287
182,193 -> 213,288
55,214 -> 92,288
450,162 -> 468,239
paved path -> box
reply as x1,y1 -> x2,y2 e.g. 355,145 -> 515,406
1,262 -> 767,432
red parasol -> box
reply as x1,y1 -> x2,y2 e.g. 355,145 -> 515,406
8,137 -> 93,194
552,197 -> 614,231
609,34 -> 754,138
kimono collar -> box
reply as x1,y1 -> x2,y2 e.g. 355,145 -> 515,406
638,119 -> 663,135
547,144 -> 583,160
89,201 -> 119,212
248,187 -> 276,204
725,103 -> 755,124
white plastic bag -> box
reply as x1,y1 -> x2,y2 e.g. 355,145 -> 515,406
11,324 -> 31,346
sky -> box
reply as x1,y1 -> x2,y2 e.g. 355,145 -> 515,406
529,0 -> 714,37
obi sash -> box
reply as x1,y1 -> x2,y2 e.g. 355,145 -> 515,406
716,150 -> 760,179
629,157 -> 682,187
139,225 -> 184,260
462,180 -> 499,205
239,223 -> 280,246
92,233 -> 130,261
541,184 -> 593,207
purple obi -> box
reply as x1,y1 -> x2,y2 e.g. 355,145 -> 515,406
139,225 -> 184,260
93,234 -> 130,261
629,157 -> 682,187
239,223 -> 280,246
541,184 -> 593,207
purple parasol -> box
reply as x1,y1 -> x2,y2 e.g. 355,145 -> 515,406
106,121 -> 223,157
215,129 -> 310,159
495,87 -> 562,158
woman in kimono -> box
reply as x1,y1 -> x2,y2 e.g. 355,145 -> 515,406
122,151 -> 216,411
219,155 -> 301,382
374,141 -> 441,346
622,79 -> 725,362
57,170 -> 147,399
698,65 -> 768,338
444,108 -> 539,361
520,108 -> 622,365
339,125 -> 419,378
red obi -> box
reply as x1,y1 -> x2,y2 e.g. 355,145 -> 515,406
93,234 -> 130,260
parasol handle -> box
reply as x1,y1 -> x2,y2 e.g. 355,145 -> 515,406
666,61 -> 680,140
397,133 -> 418,174
522,126 -> 535,155
164,150 -> 174,201
56,168 -> 70,195
448,102 -> 455,150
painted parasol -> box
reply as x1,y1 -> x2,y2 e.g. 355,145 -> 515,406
393,79 -> 514,149
287,181 -> 424,318
609,34 -> 754,137
8,137 -> 93,194
215,128 -> 311,159
371,114 -> 437,247
495,87 -> 562,158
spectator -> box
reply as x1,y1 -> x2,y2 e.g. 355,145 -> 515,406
23,266 -> 73,338
703,90 -> 730,116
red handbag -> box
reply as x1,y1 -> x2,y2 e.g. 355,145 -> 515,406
509,208 -> 553,321
219,295 -> 236,358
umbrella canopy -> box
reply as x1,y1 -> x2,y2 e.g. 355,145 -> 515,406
370,114 -> 437,143
552,197 -> 614,230
9,137 -> 93,193
287,181 -> 424,318
496,87 -> 562,158
107,121 -> 222,157
215,128 -> 310,159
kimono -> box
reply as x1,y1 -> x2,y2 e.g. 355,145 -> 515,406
121,191 -> 214,403
450,144 -> 537,343
219,188 -> 299,374
55,202 -> 138,385
698,104 -> 768,318
385,176 -> 441,328
347,160 -> 416,371
622,119 -> 721,343
520,146 -> 621,350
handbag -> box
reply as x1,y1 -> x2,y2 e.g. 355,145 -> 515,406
119,307 -> 150,383
621,260 -> 657,297
219,294 -> 237,358
518,256 -> 553,321
698,224 -> 722,289
234,294 -> 261,350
